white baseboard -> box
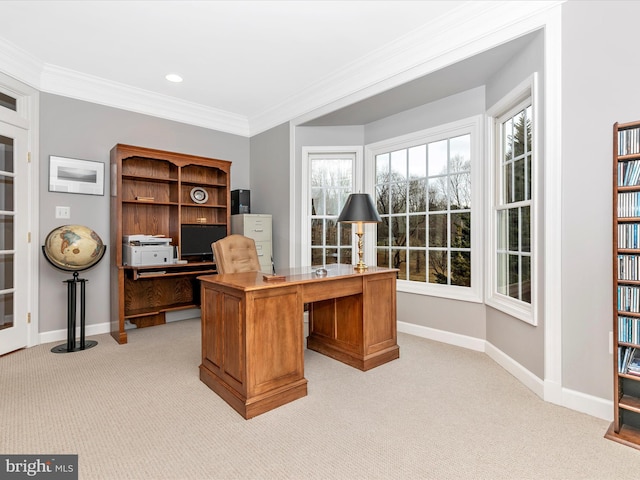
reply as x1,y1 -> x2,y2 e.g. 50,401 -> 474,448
39,310 -> 203,346
397,320 -> 485,352
484,341 -> 545,398
39,321 -> 111,346
398,321 -> 612,421
562,386 -> 613,422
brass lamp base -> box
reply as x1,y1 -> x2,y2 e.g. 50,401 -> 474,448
354,232 -> 368,272
354,262 -> 368,272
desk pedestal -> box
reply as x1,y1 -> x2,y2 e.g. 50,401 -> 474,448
306,273 -> 399,371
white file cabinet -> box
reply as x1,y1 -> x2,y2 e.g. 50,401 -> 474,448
231,214 -> 272,273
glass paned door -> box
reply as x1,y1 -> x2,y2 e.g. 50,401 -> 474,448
0,123 -> 26,355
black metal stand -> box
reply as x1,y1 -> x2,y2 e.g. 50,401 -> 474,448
51,271 -> 98,354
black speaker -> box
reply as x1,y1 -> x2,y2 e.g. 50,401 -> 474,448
231,189 -> 250,215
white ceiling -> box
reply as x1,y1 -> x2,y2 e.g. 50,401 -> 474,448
0,1 -> 554,136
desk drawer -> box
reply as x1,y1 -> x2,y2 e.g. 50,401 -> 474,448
302,276 -> 362,302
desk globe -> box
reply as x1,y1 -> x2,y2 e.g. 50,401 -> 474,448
43,225 -> 106,353
43,224 -> 106,272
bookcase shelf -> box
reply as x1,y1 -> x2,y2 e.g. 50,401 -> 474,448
609,120 -> 640,449
110,144 -> 231,344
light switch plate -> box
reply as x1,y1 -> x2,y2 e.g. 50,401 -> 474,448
55,206 -> 70,219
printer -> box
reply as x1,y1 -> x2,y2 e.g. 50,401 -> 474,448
123,235 -> 174,266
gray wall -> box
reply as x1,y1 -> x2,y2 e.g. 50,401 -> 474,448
249,122 -> 290,270
365,86 -> 486,145
484,29 -> 545,378
39,93 -> 250,333
561,0 -> 640,400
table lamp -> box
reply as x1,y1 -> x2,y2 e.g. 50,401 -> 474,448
337,193 -> 381,272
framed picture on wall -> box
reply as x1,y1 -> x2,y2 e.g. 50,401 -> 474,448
49,155 -> 104,196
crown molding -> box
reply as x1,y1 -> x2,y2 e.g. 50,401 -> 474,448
0,1 -> 563,138
40,64 -> 250,136
0,37 -> 43,91
250,0 -> 564,135
0,34 -> 251,136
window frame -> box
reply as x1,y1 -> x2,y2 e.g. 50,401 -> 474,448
365,115 -> 483,303
485,74 -> 538,325
301,146 -> 363,267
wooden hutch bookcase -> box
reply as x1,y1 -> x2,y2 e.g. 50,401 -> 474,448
110,144 -> 231,344
607,121 -> 640,449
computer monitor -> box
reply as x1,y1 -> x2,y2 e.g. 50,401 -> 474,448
180,224 -> 227,262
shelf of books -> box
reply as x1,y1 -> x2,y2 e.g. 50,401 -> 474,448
607,120 -> 640,449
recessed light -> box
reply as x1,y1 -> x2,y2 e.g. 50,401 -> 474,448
165,73 -> 183,83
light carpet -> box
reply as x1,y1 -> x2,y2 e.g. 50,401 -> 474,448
1,318 -> 639,479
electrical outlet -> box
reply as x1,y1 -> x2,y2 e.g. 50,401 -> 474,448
55,206 -> 70,219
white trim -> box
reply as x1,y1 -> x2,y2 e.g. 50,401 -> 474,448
289,122 -> 297,267
485,341 -> 545,398
40,64 -> 250,137
397,321 -> 485,352
0,72 -> 39,350
38,311 -> 201,347
0,37 -> 41,91
485,74 -> 538,325
255,2 -> 565,136
540,5 -> 563,407
39,321 -> 110,347
561,387 -> 612,422
26,88 -> 39,349
366,115 -> 483,302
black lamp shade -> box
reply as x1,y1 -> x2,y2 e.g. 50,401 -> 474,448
337,193 -> 381,223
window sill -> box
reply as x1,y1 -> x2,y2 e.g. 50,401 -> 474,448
485,293 -> 536,325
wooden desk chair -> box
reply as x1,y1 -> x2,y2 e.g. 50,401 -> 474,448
212,234 -> 261,274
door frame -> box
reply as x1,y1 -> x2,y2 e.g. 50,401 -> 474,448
0,72 -> 39,352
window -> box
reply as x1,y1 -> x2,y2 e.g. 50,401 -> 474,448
302,147 -> 362,267
497,103 -> 532,303
366,116 -> 482,302
486,75 -> 537,324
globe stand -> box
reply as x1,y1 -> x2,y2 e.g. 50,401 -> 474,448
51,271 -> 97,354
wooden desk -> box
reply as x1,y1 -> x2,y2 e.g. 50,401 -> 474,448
198,265 -> 399,419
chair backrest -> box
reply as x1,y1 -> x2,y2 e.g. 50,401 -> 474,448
212,234 -> 261,274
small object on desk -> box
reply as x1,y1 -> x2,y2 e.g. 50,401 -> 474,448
265,259 -> 285,281
263,274 -> 286,282
176,260 -> 188,264
315,268 -> 328,277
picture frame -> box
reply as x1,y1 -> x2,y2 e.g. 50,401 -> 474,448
49,155 -> 104,196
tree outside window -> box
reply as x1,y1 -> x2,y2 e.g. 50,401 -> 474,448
497,105 -> 532,303
375,134 -> 472,287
